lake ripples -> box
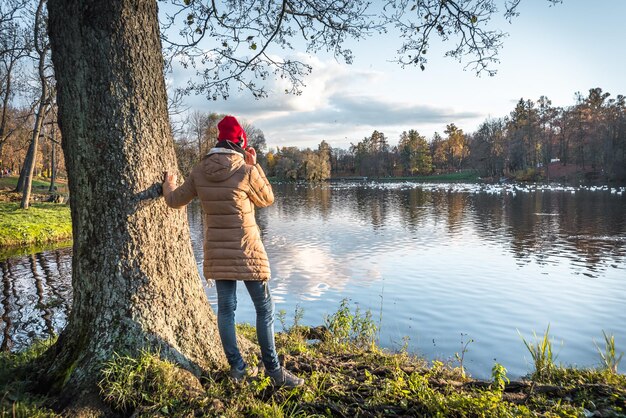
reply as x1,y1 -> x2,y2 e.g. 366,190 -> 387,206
0,249 -> 72,351
1,182 -> 625,379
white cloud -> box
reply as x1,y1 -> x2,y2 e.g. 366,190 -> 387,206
169,53 -> 484,149
162,1 -> 626,150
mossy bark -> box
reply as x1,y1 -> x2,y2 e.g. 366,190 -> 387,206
45,0 -> 247,411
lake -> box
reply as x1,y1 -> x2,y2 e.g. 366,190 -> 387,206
1,182 -> 625,379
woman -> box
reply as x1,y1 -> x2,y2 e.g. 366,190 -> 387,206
163,115 -> 303,387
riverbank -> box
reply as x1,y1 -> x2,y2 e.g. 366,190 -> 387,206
0,175 -> 68,198
1,303 -> 624,417
328,171 -> 483,183
272,163 -> 624,185
0,176 -> 72,251
0,202 -> 72,250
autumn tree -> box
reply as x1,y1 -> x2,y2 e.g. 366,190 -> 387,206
265,148 -> 277,176
350,130 -> 392,177
41,0 -> 563,412
175,112 -> 271,175
0,107 -> 32,173
43,108 -> 63,191
350,137 -> 368,176
370,130 -> 392,176
443,123 -> 468,170
274,146 -> 302,180
172,129 -> 197,177
398,129 -> 432,175
430,131 -> 446,171
331,146 -> 354,176
0,0 -> 31,165
317,140 -> 332,179
241,120 -> 268,167
506,98 -> 539,173
605,93 -> 626,179
302,141 -> 331,181
468,118 -> 506,177
184,110 -> 222,157
269,144 -> 329,181
20,0 -> 53,209
571,88 -> 614,172
536,95 -> 558,181
186,110 -> 208,157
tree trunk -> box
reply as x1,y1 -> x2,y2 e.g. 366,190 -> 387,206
48,140 -> 56,192
14,139 -> 34,193
20,0 -> 49,210
20,102 -> 45,209
48,126 -> 57,192
0,57 -> 16,162
45,0 -> 242,410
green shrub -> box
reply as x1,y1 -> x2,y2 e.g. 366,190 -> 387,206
594,330 -> 624,374
519,325 -> 560,381
98,350 -> 202,415
323,298 -> 377,350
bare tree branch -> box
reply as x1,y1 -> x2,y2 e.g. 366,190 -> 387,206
158,0 -> 562,100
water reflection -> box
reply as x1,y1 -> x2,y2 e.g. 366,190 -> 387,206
264,183 -> 625,278
467,189 -> 626,272
256,182 -> 625,378
1,182 -> 625,379
0,247 -> 72,351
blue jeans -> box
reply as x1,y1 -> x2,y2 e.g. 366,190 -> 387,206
215,280 -> 281,373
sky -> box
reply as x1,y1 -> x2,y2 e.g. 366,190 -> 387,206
165,1 -> 626,150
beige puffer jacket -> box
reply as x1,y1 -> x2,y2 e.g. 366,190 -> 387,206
164,148 -> 274,281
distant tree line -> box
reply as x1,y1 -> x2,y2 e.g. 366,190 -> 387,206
329,87 -> 625,181
468,88 -> 626,181
265,141 -> 332,181
168,88 -> 626,182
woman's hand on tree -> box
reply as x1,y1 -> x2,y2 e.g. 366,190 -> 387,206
245,147 -> 257,165
162,171 -> 178,197
163,171 -> 177,185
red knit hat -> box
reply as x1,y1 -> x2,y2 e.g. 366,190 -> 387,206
217,116 -> 247,149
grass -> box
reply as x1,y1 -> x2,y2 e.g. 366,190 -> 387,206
389,170 -> 482,183
99,350 -> 201,415
1,301 -> 625,417
0,176 -> 67,193
511,168 -> 542,182
595,330 -> 624,374
0,202 -> 72,249
454,333 -> 475,380
0,338 -> 58,417
518,325 -> 560,382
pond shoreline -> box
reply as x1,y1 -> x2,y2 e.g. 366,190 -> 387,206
1,181 -> 624,416
1,319 -> 625,417
0,202 -> 72,253
2,173 -> 623,255
0,176 -> 71,252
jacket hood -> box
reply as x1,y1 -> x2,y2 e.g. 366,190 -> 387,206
202,148 -> 245,182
